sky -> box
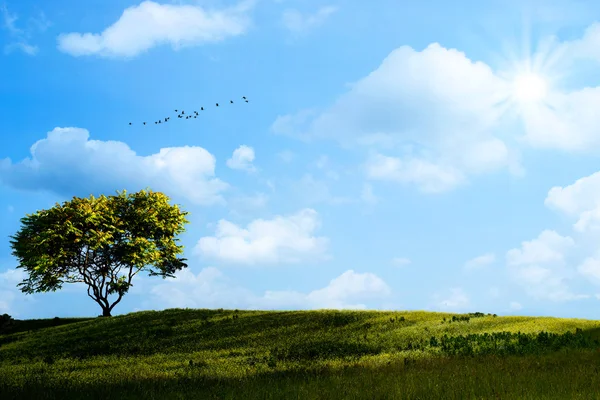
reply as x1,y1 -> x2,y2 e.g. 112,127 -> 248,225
2,0 -> 600,320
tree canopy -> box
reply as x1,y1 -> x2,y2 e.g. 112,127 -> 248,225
9,189 -> 190,317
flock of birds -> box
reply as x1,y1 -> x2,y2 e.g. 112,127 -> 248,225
129,96 -> 249,126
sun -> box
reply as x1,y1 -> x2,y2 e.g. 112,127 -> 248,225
512,72 -> 548,103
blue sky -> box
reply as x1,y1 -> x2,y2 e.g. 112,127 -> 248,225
3,0 -> 600,320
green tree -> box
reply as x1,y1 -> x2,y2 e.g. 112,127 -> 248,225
9,189 -> 190,317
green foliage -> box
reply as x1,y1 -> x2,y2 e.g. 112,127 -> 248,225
9,189 -> 190,316
428,328 -> 599,356
0,314 -> 14,333
442,312 -> 497,324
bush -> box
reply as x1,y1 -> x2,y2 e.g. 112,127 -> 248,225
428,328 -> 598,356
0,313 -> 14,332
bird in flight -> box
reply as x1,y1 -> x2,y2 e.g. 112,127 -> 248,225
130,96 -> 249,126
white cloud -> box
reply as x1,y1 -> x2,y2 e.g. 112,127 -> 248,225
464,253 -> 495,270
0,4 -> 41,55
506,230 -> 574,266
545,172 -> 600,232
519,87 -> 600,151
281,6 -> 337,34
5,41 -> 37,55
270,26 -> 600,194
269,23 -> 600,196
515,27 -> 600,152
272,43 -> 516,193
195,208 -> 329,265
563,22 -> 600,66
502,168 -> 600,302
299,270 -> 392,309
57,0 -> 252,58
505,230 -> 588,301
226,145 -> 256,172
147,267 -> 253,309
436,287 -> 470,311
578,256 -> 600,285
391,257 -> 411,267
365,152 -> 465,193
0,4 -> 21,36
0,127 -> 228,206
145,267 -> 390,310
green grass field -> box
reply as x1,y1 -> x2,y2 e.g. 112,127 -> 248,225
1,308 -> 600,399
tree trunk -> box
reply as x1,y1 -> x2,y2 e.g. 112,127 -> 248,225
101,307 -> 112,317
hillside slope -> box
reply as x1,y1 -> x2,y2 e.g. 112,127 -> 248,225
2,309 -> 600,400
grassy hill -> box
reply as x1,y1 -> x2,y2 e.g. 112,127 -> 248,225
2,308 -> 600,399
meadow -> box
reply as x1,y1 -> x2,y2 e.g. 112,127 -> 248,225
1,308 -> 600,399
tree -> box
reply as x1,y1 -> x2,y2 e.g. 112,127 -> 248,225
9,189 -> 190,317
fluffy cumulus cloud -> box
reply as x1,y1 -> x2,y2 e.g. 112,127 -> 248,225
144,267 -> 391,310
272,43 -> 516,192
479,26 -> 600,152
545,172 -> 600,232
505,230 -> 588,301
57,0 -> 252,58
271,24 -> 600,193
195,208 -> 329,265
281,6 -> 337,35
563,22 -> 600,69
226,145 -> 256,172
577,256 -> 600,285
519,87 -> 600,151
294,270 -> 391,309
541,171 -> 600,288
500,169 -> 600,300
0,127 -> 228,205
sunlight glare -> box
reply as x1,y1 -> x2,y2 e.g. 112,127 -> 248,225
512,73 -> 547,103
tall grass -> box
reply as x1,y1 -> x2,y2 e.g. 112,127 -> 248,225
2,309 -> 600,399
